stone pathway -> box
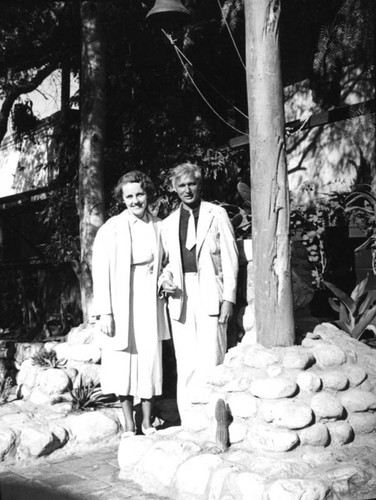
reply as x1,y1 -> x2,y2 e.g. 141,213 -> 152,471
0,444 -> 171,500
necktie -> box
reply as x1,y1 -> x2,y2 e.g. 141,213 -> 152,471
185,209 -> 196,250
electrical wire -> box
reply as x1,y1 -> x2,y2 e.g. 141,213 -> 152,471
161,29 -> 248,136
173,43 -> 248,120
174,46 -> 247,136
216,0 -> 246,70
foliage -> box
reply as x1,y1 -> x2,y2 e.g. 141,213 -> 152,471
69,377 -> 112,413
0,2 -> 76,72
31,348 -> 66,369
324,276 -> 376,340
344,184 -> 376,273
11,100 -> 40,143
0,1 -> 80,142
38,181 -> 80,264
312,0 -> 375,106
215,177 -> 252,239
0,259 -> 81,334
290,191 -> 350,288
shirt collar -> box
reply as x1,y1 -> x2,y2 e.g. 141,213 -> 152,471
181,202 -> 201,216
127,210 -> 150,225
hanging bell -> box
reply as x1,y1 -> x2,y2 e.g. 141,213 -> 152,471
146,0 -> 191,29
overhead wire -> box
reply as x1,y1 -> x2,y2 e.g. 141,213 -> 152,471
174,47 -> 247,135
215,0 -> 246,70
162,29 -> 248,136
173,43 -> 248,120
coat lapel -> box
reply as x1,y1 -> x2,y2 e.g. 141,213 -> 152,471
196,201 -> 214,256
170,208 -> 183,285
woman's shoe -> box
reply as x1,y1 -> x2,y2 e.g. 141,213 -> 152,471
121,430 -> 136,438
141,425 -> 156,436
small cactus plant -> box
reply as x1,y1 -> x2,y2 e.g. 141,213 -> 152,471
215,398 -> 231,452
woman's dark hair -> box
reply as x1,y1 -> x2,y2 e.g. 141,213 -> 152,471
114,170 -> 155,204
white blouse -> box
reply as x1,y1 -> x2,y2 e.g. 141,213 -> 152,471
128,212 -> 156,266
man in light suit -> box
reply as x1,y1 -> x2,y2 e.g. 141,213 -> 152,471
160,162 -> 238,425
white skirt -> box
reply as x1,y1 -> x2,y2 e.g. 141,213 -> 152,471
100,264 -> 162,398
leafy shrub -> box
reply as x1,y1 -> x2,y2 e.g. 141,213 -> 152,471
290,192 -> 350,288
325,276 -> 376,340
31,348 -> 66,369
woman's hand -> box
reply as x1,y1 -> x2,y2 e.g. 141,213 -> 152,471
98,314 -> 115,337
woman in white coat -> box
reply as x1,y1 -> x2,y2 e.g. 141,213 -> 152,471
92,170 -> 170,437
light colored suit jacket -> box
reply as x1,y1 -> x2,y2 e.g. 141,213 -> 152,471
92,210 -> 170,350
160,201 -> 239,321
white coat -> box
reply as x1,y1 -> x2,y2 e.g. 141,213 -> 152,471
92,210 -> 170,351
160,201 -> 239,321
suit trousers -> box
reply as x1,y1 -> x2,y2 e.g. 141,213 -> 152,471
170,272 -> 226,425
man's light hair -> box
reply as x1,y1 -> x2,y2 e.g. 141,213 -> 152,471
170,162 -> 203,190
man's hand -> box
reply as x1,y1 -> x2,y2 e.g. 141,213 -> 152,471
219,300 -> 234,324
161,280 -> 178,296
98,314 -> 115,337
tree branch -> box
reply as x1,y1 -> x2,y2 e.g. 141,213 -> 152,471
0,60 -> 59,144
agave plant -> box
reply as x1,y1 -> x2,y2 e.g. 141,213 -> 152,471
324,276 -> 376,340
69,376 -> 112,412
31,348 -> 66,369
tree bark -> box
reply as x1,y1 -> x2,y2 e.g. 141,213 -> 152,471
78,0 -> 106,322
244,0 -> 295,347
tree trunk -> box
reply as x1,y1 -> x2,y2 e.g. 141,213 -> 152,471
60,58 -> 71,127
78,0 -> 106,322
244,0 -> 295,347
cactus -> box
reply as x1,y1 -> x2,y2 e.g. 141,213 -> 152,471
215,398 -> 231,452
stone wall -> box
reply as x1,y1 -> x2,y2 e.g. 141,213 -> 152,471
0,323 -> 125,464
118,322 -> 376,499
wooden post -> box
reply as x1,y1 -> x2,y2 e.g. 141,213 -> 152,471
244,0 -> 295,347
